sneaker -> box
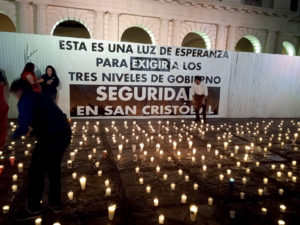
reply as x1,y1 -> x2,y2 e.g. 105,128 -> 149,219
14,208 -> 42,221
47,204 -> 63,213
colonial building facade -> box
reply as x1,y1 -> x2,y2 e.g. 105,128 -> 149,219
0,0 -> 300,55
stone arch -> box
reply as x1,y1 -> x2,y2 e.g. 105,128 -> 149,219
121,26 -> 155,44
235,35 -> 262,53
180,22 -> 217,49
0,12 -> 16,32
119,14 -> 159,44
51,19 -> 91,38
282,41 -> 296,56
46,6 -> 94,38
234,27 -> 266,53
181,32 -> 211,49
0,2 -> 17,31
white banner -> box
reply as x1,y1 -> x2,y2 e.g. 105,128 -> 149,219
0,32 -> 233,118
1,32 -> 300,119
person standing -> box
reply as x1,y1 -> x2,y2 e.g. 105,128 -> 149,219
191,76 -> 208,122
20,62 -> 41,93
39,65 -> 59,102
10,79 -> 71,221
0,71 -> 9,150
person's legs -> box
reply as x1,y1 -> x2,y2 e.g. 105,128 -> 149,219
27,142 -> 45,212
202,104 -> 207,123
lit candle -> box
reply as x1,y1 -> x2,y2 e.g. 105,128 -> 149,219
207,143 -> 211,151
156,166 -> 160,173
278,220 -> 285,225
246,168 -> 250,174
219,174 -> 224,181
277,171 -> 282,178
193,183 -> 199,190
158,214 -> 165,224
153,198 -> 159,206
72,172 -> 77,179
171,182 -> 176,190
135,167 -> 140,173
181,194 -> 187,204
139,178 -> 144,185
105,179 -> 110,187
79,176 -> 86,190
185,175 -> 189,182
236,161 -> 241,167
163,173 -> 168,181
11,185 -> 17,193
279,204 -> 286,212
202,165 -> 207,172
106,187 -> 111,196
224,142 -> 228,150
292,176 -> 297,182
117,154 -> 121,160
9,156 -> 15,166
12,174 -> 18,182
2,205 -> 9,214
68,191 -> 74,200
88,154 -> 92,160
67,160 -> 72,169
240,192 -> 245,199
178,169 -> 183,175
208,197 -> 213,206
118,144 -> 123,153
190,205 -> 198,221
18,163 -> 23,173
261,207 -> 267,215
95,161 -> 100,168
150,156 -> 155,162
70,152 -> 75,161
146,185 -> 151,193
226,169 -> 231,175
108,204 -> 116,220
292,160 -> 297,166
258,188 -> 263,196
263,178 -> 268,185
271,164 -> 276,170
278,188 -> 284,195
188,141 -> 193,149
173,141 -> 177,150
35,218 -> 42,225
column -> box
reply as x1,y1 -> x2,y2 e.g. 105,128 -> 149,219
18,1 -> 30,33
36,4 -> 47,35
215,24 -> 227,50
226,25 -> 237,51
110,12 -> 120,42
171,19 -> 181,46
159,18 -> 169,46
274,31 -> 283,54
265,30 -> 277,54
94,11 -> 105,40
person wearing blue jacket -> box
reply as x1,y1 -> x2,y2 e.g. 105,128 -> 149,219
10,79 -> 71,221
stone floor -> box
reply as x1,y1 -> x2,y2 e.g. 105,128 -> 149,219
0,118 -> 300,225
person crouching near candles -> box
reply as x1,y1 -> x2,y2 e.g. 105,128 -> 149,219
191,76 -> 208,123
10,79 -> 71,221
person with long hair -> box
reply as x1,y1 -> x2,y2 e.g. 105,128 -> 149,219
0,71 -> 9,150
10,79 -> 71,221
20,62 -> 41,93
39,65 -> 59,101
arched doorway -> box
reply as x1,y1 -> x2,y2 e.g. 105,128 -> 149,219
0,13 -> 16,32
282,42 -> 296,56
182,32 -> 211,49
51,20 -> 91,39
235,35 -> 262,53
121,27 -> 154,44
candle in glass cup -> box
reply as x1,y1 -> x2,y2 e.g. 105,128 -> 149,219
11,185 -> 17,193
67,160 -> 72,169
279,204 -> 286,212
188,141 -> 193,149
79,176 -> 86,190
139,177 -> 144,185
2,205 -> 9,214
261,207 -> 267,215
118,144 -> 123,153
105,179 -> 110,187
278,188 -> 284,195
185,175 -> 189,182
240,192 -> 245,199
278,220 -> 285,225
9,156 -> 15,166
35,218 -> 42,225
190,205 -> 198,221
163,173 -> 168,181
219,174 -> 224,181
292,176 -> 297,182
12,174 -> 17,182
208,197 -> 213,206
135,167 -> 140,173
224,142 -> 228,150
146,185 -> 151,193
193,183 -> 198,190
181,194 -> 187,204
158,214 -> 165,224
156,166 -> 160,173
68,191 -> 74,200
153,198 -> 159,206
108,204 -> 116,220
18,163 -> 23,173
178,169 -> 183,175
258,188 -> 263,196
171,182 -> 176,190
263,178 -> 268,185
106,187 -> 111,196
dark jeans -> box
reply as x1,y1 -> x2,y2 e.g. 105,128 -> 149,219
27,134 -> 70,211
195,104 -> 207,122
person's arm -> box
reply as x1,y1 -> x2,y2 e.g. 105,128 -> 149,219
25,74 -> 35,85
11,95 -> 34,139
